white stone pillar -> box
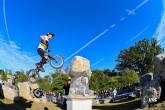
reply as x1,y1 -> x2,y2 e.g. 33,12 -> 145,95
64,95 -> 96,110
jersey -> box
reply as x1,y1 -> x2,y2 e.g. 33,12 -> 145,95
38,35 -> 49,51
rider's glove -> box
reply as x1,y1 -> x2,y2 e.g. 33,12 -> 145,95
46,49 -> 50,52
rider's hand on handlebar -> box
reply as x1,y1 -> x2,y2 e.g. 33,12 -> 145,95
46,49 -> 50,52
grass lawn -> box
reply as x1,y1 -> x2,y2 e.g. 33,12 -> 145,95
2,97 -> 165,110
0,98 -> 64,110
0,97 -> 142,110
93,98 -> 141,110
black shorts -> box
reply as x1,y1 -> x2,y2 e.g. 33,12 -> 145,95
37,48 -> 45,58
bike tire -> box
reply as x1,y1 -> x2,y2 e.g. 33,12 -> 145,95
33,88 -> 43,98
26,69 -> 40,84
50,54 -> 64,69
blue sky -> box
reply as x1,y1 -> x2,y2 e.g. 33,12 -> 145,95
0,0 -> 164,77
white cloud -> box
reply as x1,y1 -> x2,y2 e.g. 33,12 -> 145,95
9,41 -> 20,49
0,36 -> 38,73
153,0 -> 165,47
0,36 -> 56,77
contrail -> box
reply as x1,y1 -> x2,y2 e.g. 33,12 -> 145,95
3,0 -> 11,42
127,0 -> 149,16
65,29 -> 109,61
65,0 -> 149,62
91,58 -> 104,67
126,16 -> 159,44
125,24 -> 151,44
135,0 -> 149,10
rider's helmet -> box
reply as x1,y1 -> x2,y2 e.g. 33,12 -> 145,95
47,32 -> 55,37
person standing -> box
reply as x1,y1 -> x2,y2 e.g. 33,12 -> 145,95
63,77 -> 71,107
112,88 -> 117,99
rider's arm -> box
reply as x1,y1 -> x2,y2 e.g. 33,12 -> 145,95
40,35 -> 45,40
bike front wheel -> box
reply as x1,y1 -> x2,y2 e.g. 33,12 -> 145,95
50,54 -> 64,69
26,69 -> 40,84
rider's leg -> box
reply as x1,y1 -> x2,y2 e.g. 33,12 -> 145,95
37,48 -> 46,67
40,55 -> 48,66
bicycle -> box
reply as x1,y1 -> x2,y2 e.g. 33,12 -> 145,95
26,54 -> 64,84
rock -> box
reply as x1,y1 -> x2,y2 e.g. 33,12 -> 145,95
153,53 -> 165,78
140,73 -> 153,87
69,56 -> 94,96
141,75 -> 162,106
69,76 -> 94,96
18,82 -> 47,103
7,74 -> 16,85
70,56 -> 91,77
0,81 -> 19,101
141,53 -> 165,107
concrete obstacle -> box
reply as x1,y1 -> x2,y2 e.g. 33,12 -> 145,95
64,56 -> 95,110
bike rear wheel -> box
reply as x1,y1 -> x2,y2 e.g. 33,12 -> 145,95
26,69 -> 40,84
50,54 -> 64,69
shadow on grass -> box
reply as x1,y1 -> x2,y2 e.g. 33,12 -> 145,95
92,98 -> 141,110
112,97 -> 136,103
0,97 -> 33,110
55,102 -> 66,110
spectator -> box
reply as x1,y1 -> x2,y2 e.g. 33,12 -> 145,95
101,90 -> 104,99
112,88 -> 117,99
109,88 -> 113,97
51,92 -> 57,103
63,77 -> 71,107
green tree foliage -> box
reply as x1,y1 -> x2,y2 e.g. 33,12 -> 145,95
103,69 -> 117,77
116,38 -> 164,75
90,69 -> 140,92
14,71 -> 27,85
38,75 -> 52,92
120,68 -> 139,86
89,70 -> 109,92
51,73 -> 70,93
0,69 -> 7,80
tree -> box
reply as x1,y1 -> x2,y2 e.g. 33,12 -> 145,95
103,69 -> 117,77
116,38 -> 164,75
39,76 -> 52,92
14,71 -> 27,85
51,73 -> 70,93
0,69 -> 7,80
89,70 -> 109,92
120,68 -> 139,86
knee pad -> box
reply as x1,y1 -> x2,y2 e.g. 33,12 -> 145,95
44,55 -> 48,63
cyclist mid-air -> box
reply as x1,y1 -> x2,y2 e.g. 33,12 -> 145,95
36,32 -> 54,72
27,32 -> 64,83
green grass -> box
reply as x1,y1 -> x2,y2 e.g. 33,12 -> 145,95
0,98 -> 63,110
1,97 -> 165,110
93,98 -> 141,110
